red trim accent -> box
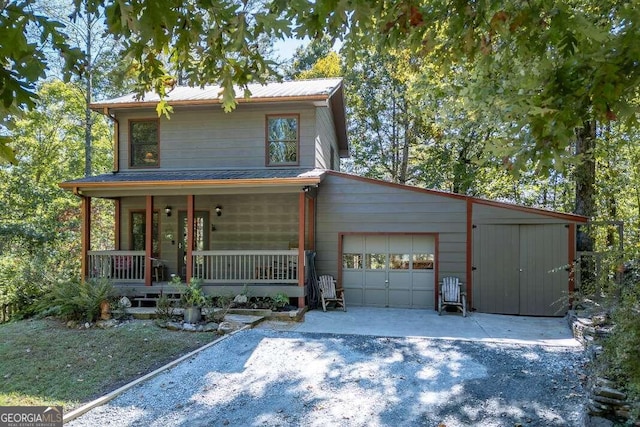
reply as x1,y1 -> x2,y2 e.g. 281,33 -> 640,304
466,198 -> 473,309
144,196 -> 153,286
81,197 -> 91,281
186,195 -> 195,284
298,191 -> 306,308
568,223 -> 576,305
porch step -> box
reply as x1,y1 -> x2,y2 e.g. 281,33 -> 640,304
128,294 -> 182,308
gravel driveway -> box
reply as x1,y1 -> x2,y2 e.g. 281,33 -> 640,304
66,329 -> 586,427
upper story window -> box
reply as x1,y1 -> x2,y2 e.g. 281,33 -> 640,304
130,119 -> 159,168
266,115 -> 299,166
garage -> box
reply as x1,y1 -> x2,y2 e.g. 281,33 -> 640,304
341,234 -> 436,309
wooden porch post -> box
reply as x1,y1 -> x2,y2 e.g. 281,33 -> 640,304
81,196 -> 91,281
144,195 -> 153,286
297,191 -> 306,308
186,195 -> 195,284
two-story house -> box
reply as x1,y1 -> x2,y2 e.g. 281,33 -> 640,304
61,78 -> 587,316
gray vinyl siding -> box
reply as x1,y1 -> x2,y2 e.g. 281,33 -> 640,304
315,174 -> 468,280
116,104 -> 320,171
314,106 -> 338,170
119,193 -> 299,277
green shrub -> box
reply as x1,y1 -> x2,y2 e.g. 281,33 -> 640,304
155,294 -> 175,321
0,245 -> 80,320
37,278 -> 115,322
603,279 -> 640,420
272,292 -> 289,309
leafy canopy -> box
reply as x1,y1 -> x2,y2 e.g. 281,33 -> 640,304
1,0 -> 639,168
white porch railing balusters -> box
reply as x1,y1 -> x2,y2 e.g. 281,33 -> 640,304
87,250 -> 146,282
191,250 -> 299,284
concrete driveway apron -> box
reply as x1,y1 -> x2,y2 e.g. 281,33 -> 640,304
66,308 -> 586,427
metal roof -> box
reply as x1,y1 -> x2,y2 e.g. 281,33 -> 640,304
93,78 -> 344,107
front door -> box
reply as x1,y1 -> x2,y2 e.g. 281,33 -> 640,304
178,211 -> 209,279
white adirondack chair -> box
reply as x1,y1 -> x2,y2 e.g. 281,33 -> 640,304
438,276 -> 467,317
318,275 -> 346,312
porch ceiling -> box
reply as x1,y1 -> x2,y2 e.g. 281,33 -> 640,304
59,168 -> 325,198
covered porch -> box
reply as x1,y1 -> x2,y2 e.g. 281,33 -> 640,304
61,170 -> 325,308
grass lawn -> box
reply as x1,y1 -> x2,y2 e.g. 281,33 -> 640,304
0,318 -> 216,411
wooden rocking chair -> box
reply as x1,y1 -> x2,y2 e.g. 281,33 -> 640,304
318,275 -> 346,312
438,276 -> 467,317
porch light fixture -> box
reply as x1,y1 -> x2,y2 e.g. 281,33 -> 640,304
215,205 -> 223,216
165,206 -> 172,217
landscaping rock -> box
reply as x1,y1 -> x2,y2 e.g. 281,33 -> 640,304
66,320 -> 78,329
218,321 -> 243,334
203,322 -> 219,332
233,294 -> 248,305
166,322 -> 182,331
95,319 -> 118,329
594,386 -> 626,401
119,296 -> 132,308
182,323 -> 197,332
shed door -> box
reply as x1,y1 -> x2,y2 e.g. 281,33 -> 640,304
472,224 -> 569,316
342,235 -> 435,309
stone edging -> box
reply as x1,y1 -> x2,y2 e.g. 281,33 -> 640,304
62,325 -> 250,423
567,310 -> 635,425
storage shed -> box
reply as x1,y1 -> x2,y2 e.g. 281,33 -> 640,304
314,172 -> 587,316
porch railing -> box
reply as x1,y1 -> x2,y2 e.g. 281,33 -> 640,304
88,250 -> 146,282
192,250 -> 299,284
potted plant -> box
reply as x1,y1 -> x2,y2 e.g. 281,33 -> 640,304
180,278 -> 206,324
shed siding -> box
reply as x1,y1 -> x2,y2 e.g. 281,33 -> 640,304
473,202 -> 574,224
315,174 -> 468,280
116,104 -> 319,171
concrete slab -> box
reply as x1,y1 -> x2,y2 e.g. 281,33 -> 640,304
292,306 -> 580,347
223,314 -> 264,327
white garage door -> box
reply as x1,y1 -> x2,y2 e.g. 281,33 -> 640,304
342,235 -> 436,309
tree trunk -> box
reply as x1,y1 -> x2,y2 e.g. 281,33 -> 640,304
574,120 -> 597,296
575,120 -> 596,251
84,3 -> 93,177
